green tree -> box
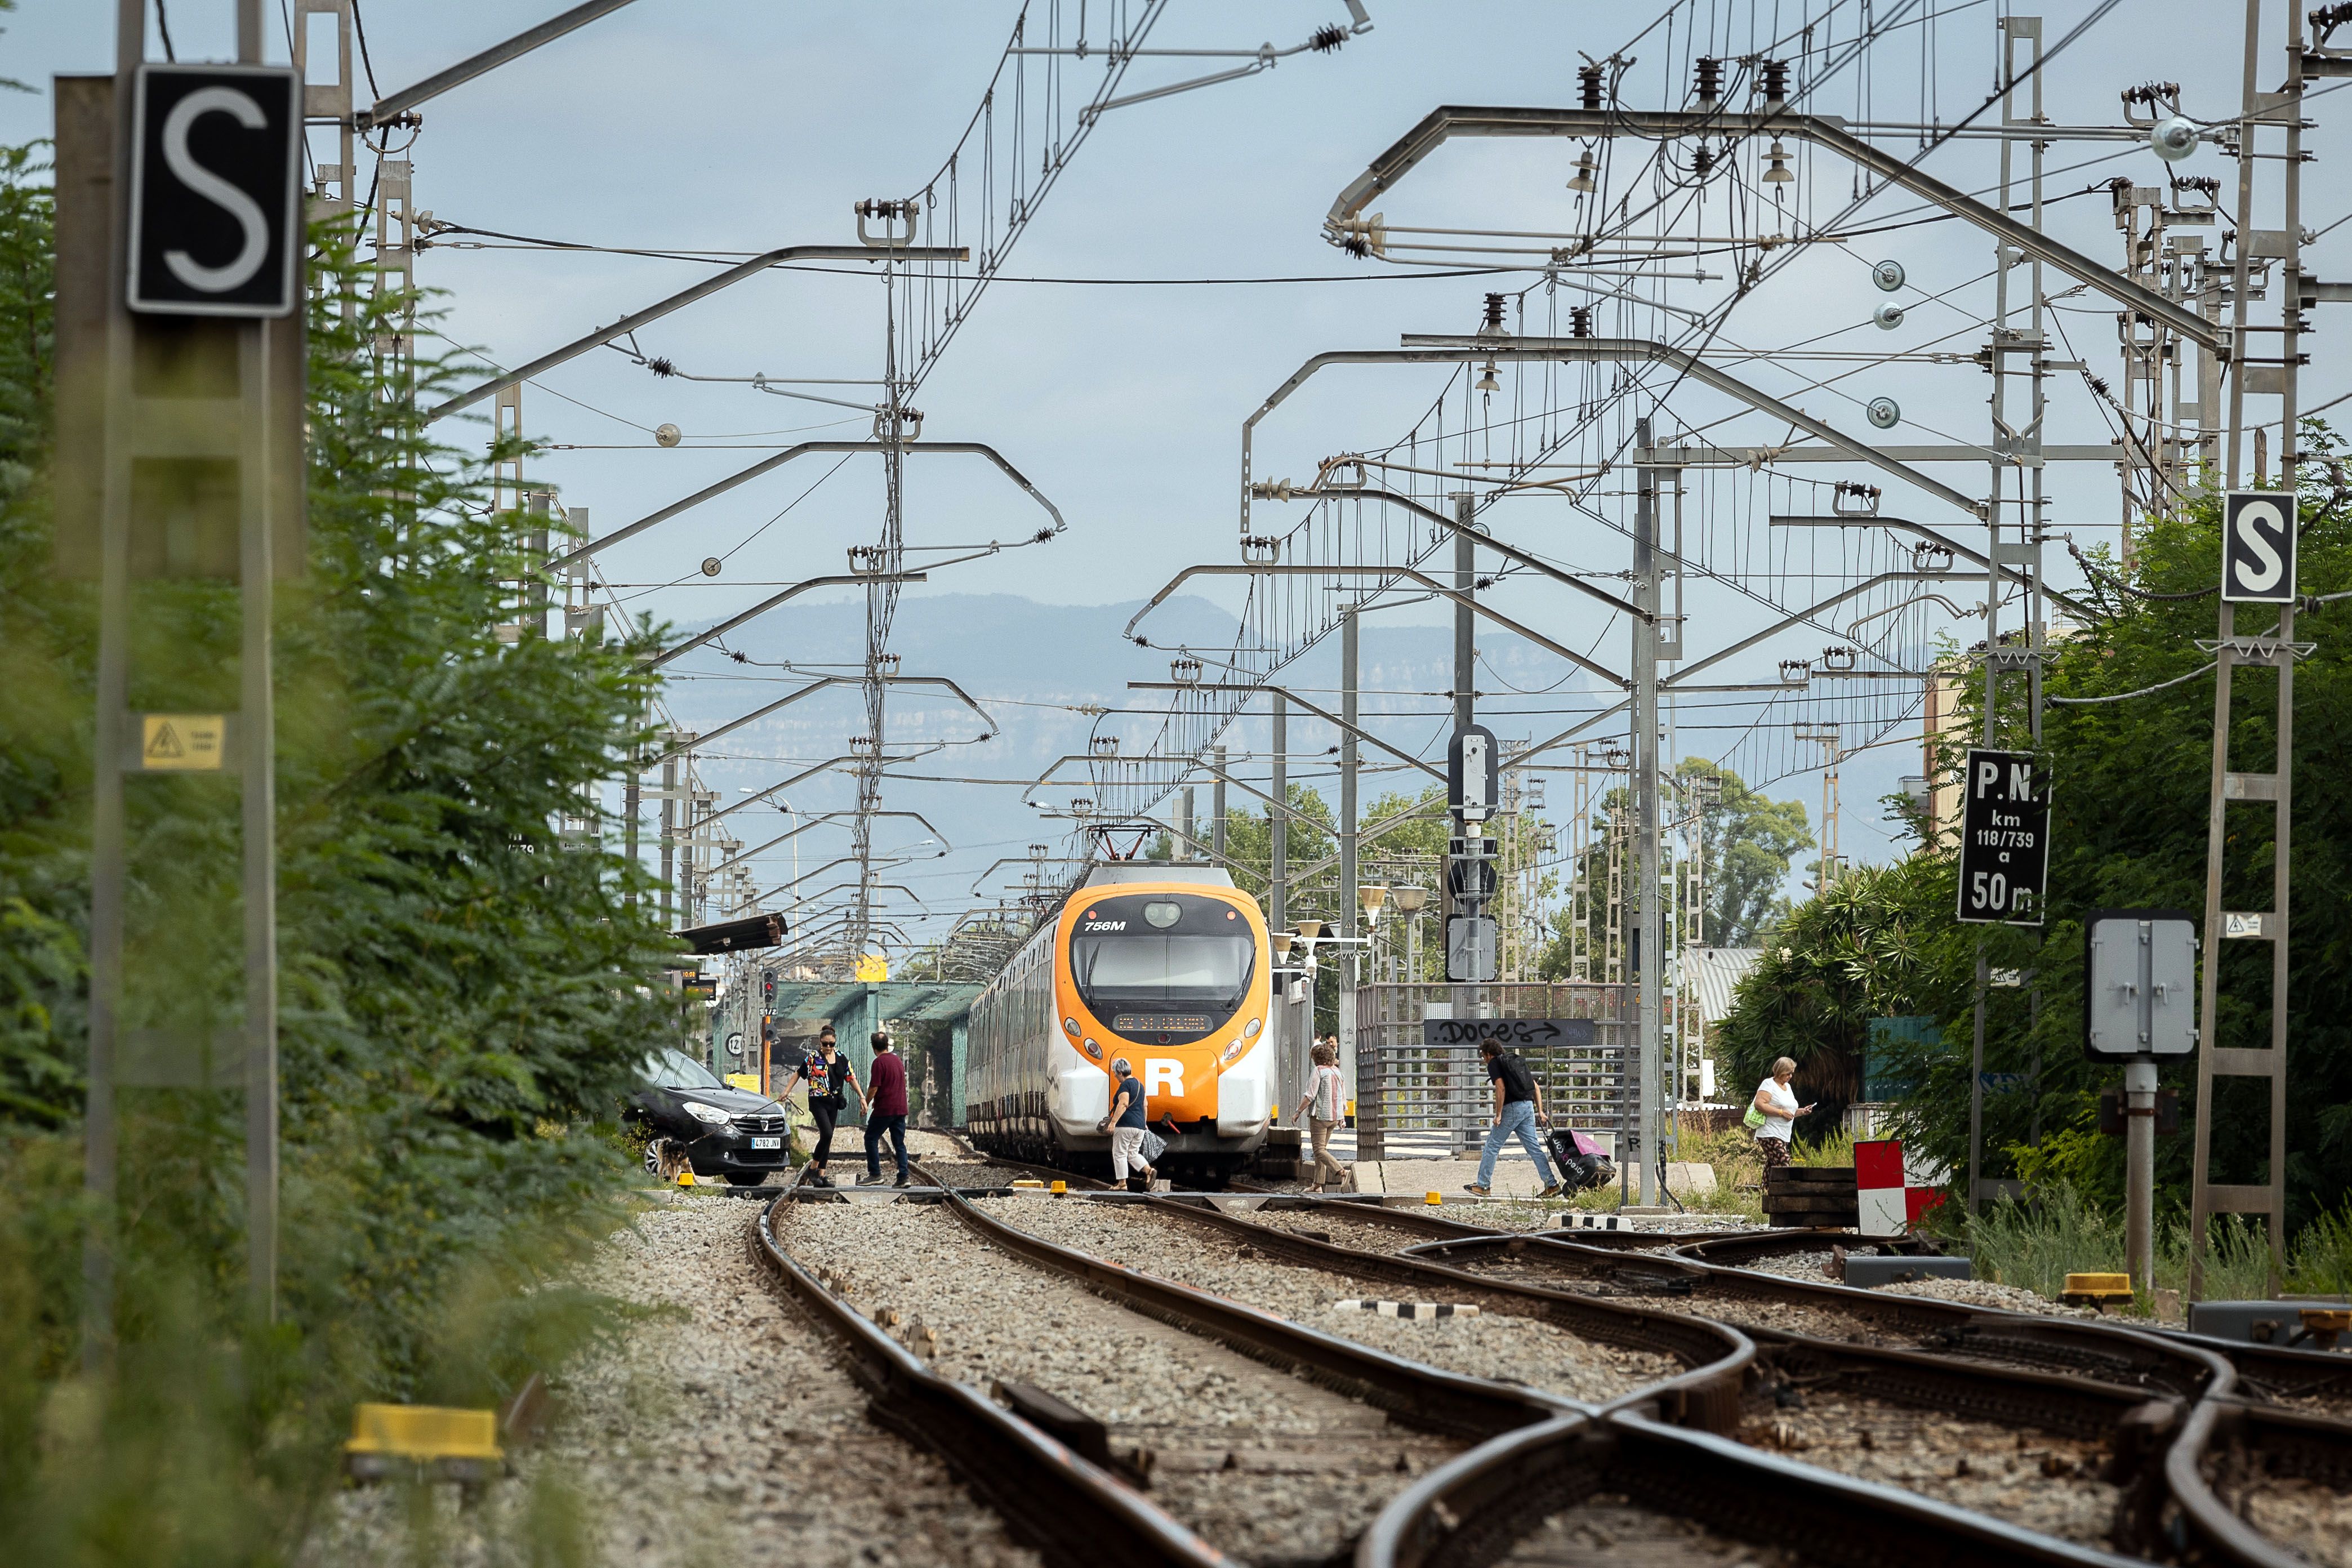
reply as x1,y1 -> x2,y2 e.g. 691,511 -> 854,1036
1715,860 -> 1935,1134
1,150 -> 678,1553
1686,759 -> 1814,946
1718,467 -> 2351,1226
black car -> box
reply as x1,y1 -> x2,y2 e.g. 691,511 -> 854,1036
627,1048 -> 796,1186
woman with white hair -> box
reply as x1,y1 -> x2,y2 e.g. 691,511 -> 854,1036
1750,1056 -> 1815,1169
1106,1056 -> 1155,1191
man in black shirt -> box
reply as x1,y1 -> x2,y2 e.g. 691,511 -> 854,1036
1467,1037 -> 1562,1199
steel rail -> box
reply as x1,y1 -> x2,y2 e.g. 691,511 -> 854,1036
2173,1397 -> 2352,1568
1323,107 -> 2221,352
1365,1404 -> 2163,1568
746,1199 -> 1224,1568
908,1168 -> 1573,1441
1132,1195 -> 1750,1431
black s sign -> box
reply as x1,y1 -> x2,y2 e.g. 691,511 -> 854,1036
127,65 -> 302,317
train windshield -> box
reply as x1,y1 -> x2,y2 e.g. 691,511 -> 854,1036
1072,930 -> 1260,1020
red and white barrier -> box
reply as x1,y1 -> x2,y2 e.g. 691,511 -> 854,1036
1855,1138 -> 1908,1236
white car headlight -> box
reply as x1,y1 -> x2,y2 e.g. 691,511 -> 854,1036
683,1101 -> 733,1126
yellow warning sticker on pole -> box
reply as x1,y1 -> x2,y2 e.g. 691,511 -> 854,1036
140,714 -> 226,771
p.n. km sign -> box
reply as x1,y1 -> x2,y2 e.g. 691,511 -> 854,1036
127,64 -> 302,318
1956,748 -> 2050,926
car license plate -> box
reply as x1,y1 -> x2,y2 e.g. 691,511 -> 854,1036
751,1136 -> 781,1150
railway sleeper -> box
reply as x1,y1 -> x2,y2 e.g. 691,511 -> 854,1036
1740,1337 -> 2181,1556
1142,1195 -> 1750,1425
2191,1399 -> 2352,1568
1367,1409 -> 2151,1568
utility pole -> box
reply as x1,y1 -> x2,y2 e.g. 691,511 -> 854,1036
1269,696 -> 1288,939
1211,745 -> 1228,862
70,0 -> 304,1353
1633,417 -> 1664,1206
1339,607 -> 1360,1103
660,749 -> 679,928
2190,0 -> 2304,1298
1452,493 -> 1475,734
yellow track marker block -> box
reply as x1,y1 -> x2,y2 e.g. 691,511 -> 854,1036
346,1404 -> 503,1463
1425,1191 -> 1442,1206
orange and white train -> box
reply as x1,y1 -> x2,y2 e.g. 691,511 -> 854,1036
965,862 -> 1274,1181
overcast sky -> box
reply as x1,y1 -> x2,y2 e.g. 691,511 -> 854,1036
8,0 -> 2341,937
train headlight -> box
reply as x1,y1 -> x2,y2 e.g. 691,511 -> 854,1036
1143,901 -> 1182,928
1219,1037 -> 1250,1066
1082,1037 -> 1103,1061
1243,1018 -> 1262,1040
1062,1017 -> 1080,1037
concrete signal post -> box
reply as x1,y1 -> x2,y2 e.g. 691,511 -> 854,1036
58,3 -> 308,1360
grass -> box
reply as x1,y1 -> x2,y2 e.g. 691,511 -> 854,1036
1945,1184 -> 2352,1308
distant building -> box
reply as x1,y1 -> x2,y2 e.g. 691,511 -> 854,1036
1682,946 -> 1763,1104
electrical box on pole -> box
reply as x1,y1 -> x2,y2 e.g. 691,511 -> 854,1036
2084,908 -> 2197,1296
1446,916 -> 1498,984
2083,911 -> 2199,1061
1448,724 -> 1498,823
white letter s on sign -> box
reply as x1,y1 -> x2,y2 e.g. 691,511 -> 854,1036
2233,499 -> 2286,593
161,87 -> 270,295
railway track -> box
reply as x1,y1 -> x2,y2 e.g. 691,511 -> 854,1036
936,1175 -> 1753,1424
813,1149 -> 2352,1568
758,1183 -> 1573,1567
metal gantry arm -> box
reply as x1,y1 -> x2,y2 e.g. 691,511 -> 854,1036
547,440 -> 1065,572
1660,571 -> 1990,689
706,810 -> 951,880
1125,680 -> 1446,785
1322,106 -> 2221,351
357,0 -> 644,126
1254,481 -> 1651,621
650,675 -> 999,767
430,244 -> 969,421
1125,564 -> 1629,688
650,573 -> 928,670
697,756 -> 864,832
1767,514 -> 2092,617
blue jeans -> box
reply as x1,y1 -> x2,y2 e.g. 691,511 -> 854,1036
865,1113 -> 907,1178
1476,1100 -> 1557,1190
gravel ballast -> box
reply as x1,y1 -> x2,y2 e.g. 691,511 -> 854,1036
318,1193 -> 1036,1568
1738,1389 -> 2122,1545
2229,1475 -> 2352,1568
1502,1495 -> 1816,1567
778,1199 -> 1460,1566
986,1197 -> 1682,1402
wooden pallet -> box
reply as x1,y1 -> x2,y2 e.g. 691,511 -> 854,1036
1762,1165 -> 1858,1227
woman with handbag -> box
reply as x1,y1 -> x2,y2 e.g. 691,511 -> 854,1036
1102,1057 -> 1155,1191
1295,1041 -> 1349,1191
1747,1055 -> 1815,1169
778,1027 -> 860,1187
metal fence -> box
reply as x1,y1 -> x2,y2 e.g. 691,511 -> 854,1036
1355,982 -> 1636,1160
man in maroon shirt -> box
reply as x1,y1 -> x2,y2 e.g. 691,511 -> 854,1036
859,1031 -> 911,1187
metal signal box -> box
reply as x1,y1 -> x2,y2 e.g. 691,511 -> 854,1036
2084,910 -> 2198,1060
